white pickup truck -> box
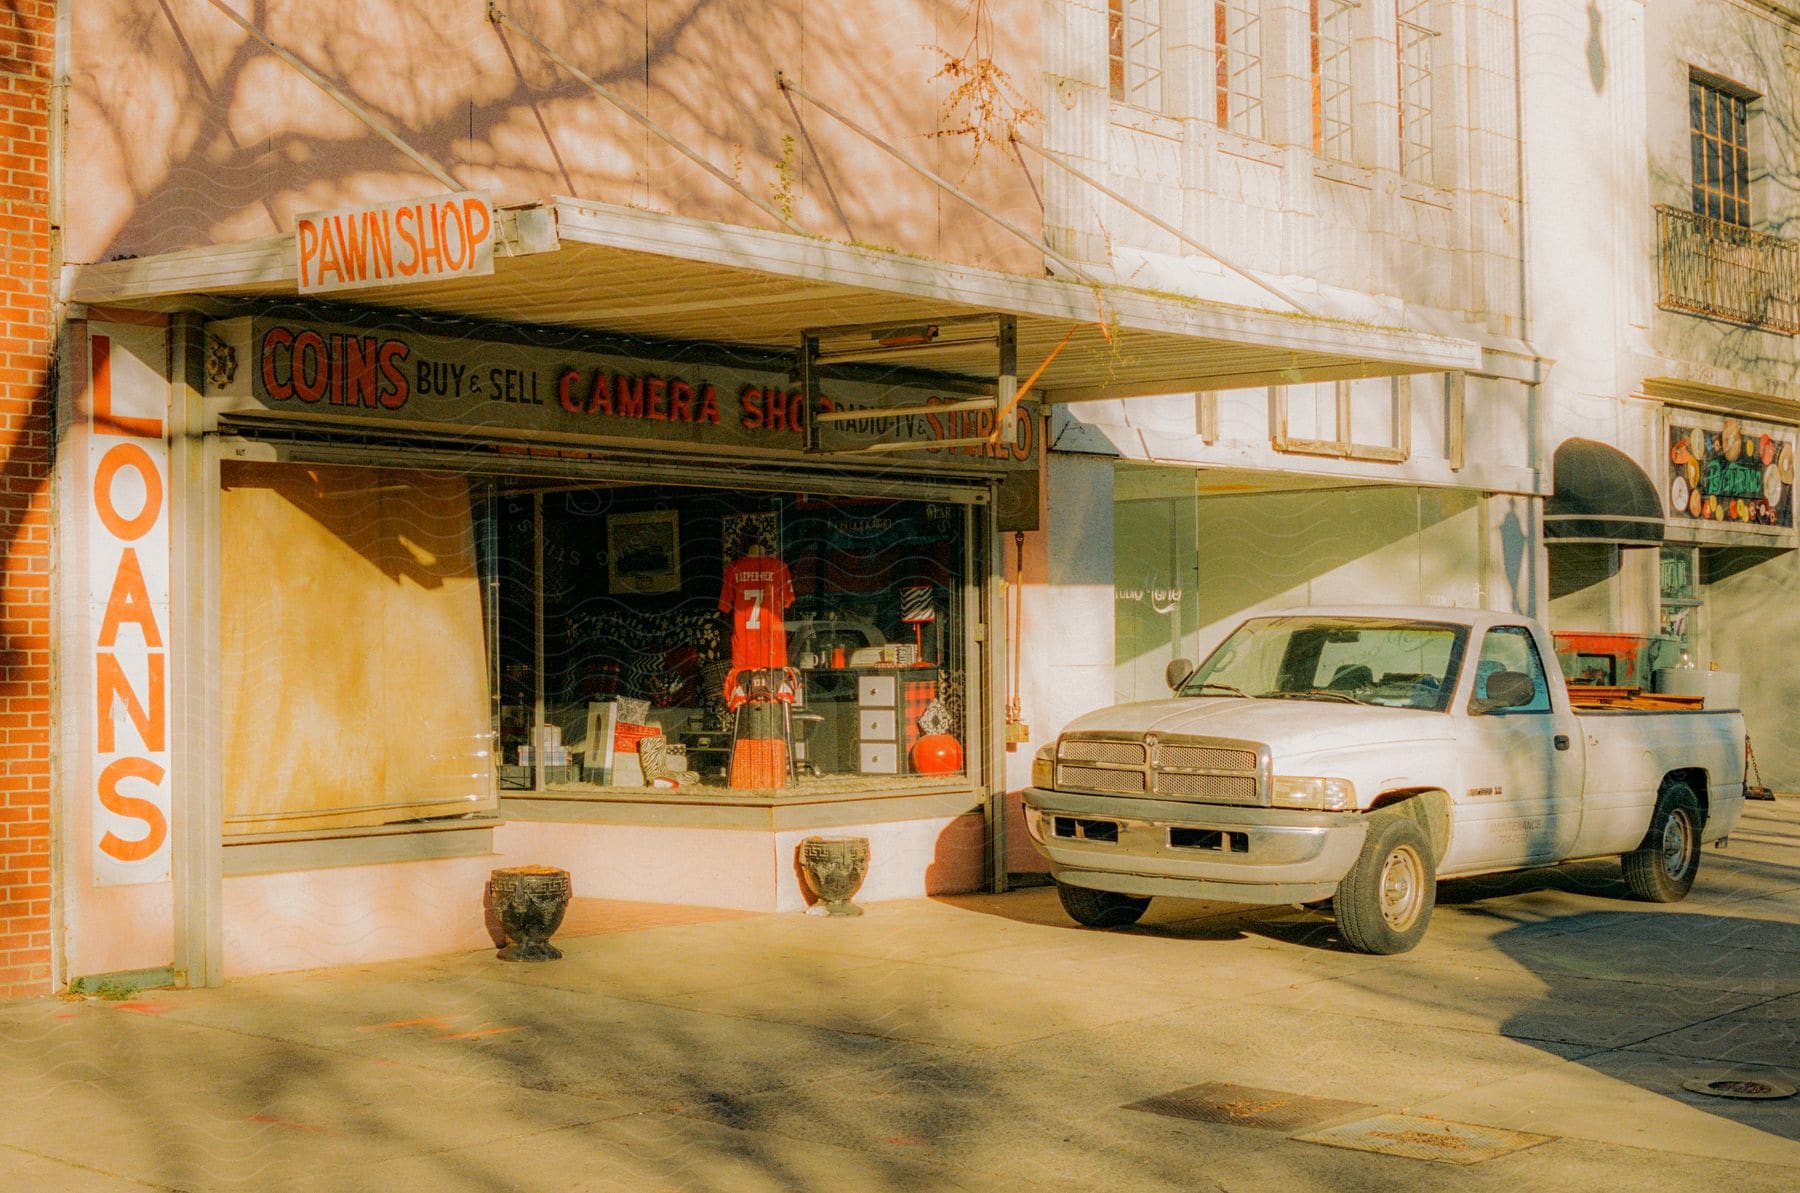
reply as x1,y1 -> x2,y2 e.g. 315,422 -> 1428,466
1024,607 -> 1747,953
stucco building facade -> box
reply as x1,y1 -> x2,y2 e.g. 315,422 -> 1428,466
1522,0 -> 1800,790
0,1 -> 1782,996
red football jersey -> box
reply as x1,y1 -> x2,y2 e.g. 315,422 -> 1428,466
719,555 -> 795,669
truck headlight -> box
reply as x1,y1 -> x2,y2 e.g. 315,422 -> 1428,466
1271,776 -> 1356,811
1032,746 -> 1055,789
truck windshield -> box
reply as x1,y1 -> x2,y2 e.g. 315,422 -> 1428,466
1179,616 -> 1469,712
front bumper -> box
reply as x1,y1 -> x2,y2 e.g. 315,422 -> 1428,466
1022,786 -> 1369,905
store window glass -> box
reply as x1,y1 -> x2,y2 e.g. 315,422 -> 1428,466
1113,467 -> 1199,703
1659,545 -> 1701,660
495,484 -> 971,797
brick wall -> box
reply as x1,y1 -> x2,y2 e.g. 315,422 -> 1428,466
0,1 -> 55,997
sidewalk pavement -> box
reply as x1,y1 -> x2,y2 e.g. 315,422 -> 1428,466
5,800 -> 1799,1192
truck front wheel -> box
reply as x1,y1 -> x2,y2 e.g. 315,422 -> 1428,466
1056,880 -> 1151,928
1622,784 -> 1702,902
1334,815 -> 1435,955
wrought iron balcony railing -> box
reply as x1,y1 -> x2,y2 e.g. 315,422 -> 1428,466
1656,205 -> 1800,335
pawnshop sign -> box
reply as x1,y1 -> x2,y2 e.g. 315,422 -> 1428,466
296,192 -> 495,295
86,324 -> 172,885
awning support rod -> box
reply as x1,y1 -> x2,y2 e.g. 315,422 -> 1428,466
197,0 -> 462,192
986,322 -> 1082,443
782,85 -> 856,241
775,73 -> 1105,290
488,4 -> 807,236
1010,133 -> 1306,314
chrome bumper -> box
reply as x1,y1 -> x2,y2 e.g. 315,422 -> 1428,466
1022,786 -> 1369,905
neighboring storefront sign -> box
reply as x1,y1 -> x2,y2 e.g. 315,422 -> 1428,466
296,193 -> 495,295
1666,410 -> 1794,529
87,324 -> 172,884
202,316 -> 1038,470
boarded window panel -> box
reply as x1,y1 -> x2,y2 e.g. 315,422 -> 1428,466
220,462 -> 496,834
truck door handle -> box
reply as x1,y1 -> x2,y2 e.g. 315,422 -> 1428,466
1553,734 -> 1571,751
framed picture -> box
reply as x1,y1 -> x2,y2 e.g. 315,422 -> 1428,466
721,510 -> 780,561
607,509 -> 681,594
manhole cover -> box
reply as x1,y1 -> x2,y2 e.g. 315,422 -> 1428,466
1296,1113 -> 1555,1165
1125,1082 -> 1368,1132
1682,1077 -> 1797,1101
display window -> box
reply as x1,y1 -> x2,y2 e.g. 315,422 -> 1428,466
495,482 -> 973,797
219,459 -> 978,832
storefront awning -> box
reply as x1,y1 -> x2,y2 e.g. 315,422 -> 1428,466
69,198 -> 1481,404
1544,438 -> 1666,546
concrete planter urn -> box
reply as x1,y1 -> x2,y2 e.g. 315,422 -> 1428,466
798,836 -> 870,916
488,866 -> 572,961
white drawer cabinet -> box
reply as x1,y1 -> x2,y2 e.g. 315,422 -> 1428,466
855,673 -> 900,773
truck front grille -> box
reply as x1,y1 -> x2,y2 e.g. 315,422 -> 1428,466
1156,744 -> 1256,772
1055,733 -> 1269,806
1152,772 -> 1259,803
1056,764 -> 1146,794
1058,739 -> 1148,766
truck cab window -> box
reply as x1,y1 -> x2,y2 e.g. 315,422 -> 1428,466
1470,627 -> 1552,714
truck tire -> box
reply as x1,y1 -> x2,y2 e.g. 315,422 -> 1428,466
1622,784 -> 1702,902
1056,880 -> 1151,928
1334,814 -> 1435,955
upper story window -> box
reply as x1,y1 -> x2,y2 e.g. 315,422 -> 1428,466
1396,0 -> 1435,182
1311,0 -> 1355,160
1215,1 -> 1265,139
1690,73 -> 1752,227
1109,0 -> 1165,110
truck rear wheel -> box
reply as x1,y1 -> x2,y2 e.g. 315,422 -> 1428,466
1334,815 -> 1435,955
1622,784 -> 1702,902
1056,880 -> 1151,928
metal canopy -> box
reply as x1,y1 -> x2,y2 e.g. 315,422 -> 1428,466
1544,438 -> 1666,547
70,197 -> 1481,403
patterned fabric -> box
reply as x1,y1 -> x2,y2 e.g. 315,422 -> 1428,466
723,667 -> 797,712
902,677 -> 937,754
900,585 -> 936,623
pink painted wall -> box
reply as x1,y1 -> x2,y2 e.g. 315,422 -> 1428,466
221,856 -> 500,978
68,1 -> 1042,274
496,812 -> 986,914
215,812 -> 985,977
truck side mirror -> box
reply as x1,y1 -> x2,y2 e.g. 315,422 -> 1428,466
1473,669 -> 1534,713
1166,658 -> 1194,692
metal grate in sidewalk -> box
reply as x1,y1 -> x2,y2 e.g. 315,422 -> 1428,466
1295,1113 -> 1555,1165
1125,1081 -> 1369,1132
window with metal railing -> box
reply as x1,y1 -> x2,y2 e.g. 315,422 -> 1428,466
1109,0 -> 1165,111
1311,0 -> 1354,161
1215,0 -> 1264,139
1396,0 -> 1434,182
